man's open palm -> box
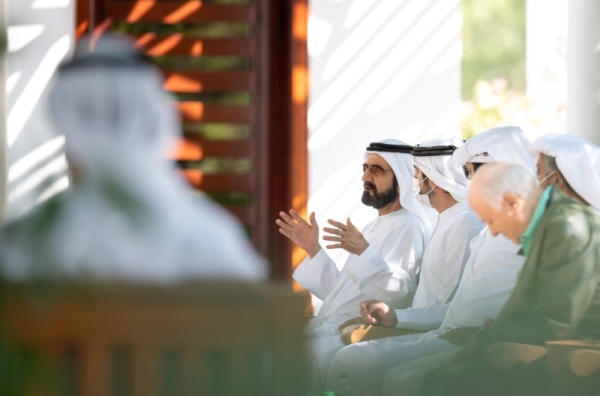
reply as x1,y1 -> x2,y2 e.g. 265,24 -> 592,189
276,210 -> 320,258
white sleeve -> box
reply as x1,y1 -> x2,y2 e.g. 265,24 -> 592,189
394,303 -> 450,330
292,248 -> 340,300
342,221 -> 425,308
437,213 -> 485,305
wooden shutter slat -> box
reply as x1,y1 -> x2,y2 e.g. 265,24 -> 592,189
173,139 -> 250,161
182,170 -> 251,191
109,2 -> 256,24
163,71 -> 253,92
179,103 -> 253,124
135,34 -> 254,57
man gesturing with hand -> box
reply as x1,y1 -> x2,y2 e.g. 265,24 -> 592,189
277,140 -> 433,392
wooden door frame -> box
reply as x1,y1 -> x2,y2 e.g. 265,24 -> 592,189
74,0 -> 308,280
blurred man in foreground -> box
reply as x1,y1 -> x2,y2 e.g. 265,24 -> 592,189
0,34 -> 267,281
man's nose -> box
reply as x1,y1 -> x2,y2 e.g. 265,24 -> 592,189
362,170 -> 373,182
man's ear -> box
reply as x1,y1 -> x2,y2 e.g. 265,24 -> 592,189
503,193 -> 520,215
554,171 -> 567,189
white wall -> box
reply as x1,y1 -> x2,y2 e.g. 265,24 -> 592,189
567,0 -> 600,145
526,0 -> 567,140
307,0 -> 462,269
5,0 -> 73,221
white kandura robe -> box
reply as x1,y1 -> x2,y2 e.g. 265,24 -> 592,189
393,202 -> 484,331
326,229 -> 525,396
293,208 -> 427,388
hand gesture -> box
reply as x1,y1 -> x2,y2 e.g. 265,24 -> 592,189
276,210 -> 321,258
359,300 -> 398,328
323,218 -> 369,255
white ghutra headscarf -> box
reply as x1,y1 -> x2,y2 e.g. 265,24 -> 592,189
366,139 -> 436,239
413,136 -> 468,202
0,34 -> 267,282
530,133 -> 600,211
451,126 -> 535,172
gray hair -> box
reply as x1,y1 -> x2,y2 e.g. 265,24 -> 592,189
477,163 -> 539,211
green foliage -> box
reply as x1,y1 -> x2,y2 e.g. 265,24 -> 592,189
462,0 -> 526,100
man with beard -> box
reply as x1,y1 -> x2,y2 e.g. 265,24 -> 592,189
276,139 -> 434,391
323,137 -> 483,395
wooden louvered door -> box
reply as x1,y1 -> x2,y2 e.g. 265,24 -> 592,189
75,0 -> 308,280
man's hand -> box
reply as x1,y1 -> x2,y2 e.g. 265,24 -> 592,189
338,316 -> 368,332
323,218 -> 369,255
276,210 -> 320,258
437,327 -> 481,346
359,300 -> 398,328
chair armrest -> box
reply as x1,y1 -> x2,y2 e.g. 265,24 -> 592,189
486,342 -> 547,369
546,340 -> 600,376
340,324 -> 424,345
568,349 -> 600,377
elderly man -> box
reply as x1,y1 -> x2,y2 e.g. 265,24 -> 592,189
424,163 -> 600,396
322,137 -> 484,395
381,130 -> 600,396
330,126 -> 534,396
531,133 -> 600,213
0,34 -> 267,281
277,140 -> 433,389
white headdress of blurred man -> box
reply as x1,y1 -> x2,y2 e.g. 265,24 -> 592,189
0,34 -> 267,282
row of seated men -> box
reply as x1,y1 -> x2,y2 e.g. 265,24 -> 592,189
0,33 -> 598,396
277,127 -> 600,395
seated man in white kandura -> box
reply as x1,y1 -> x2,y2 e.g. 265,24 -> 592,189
364,126 -> 536,396
324,136 -> 484,394
382,131 -> 600,396
276,140 -> 434,388
0,34 -> 267,282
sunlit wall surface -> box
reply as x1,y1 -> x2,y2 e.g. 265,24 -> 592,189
5,0 -> 73,221
307,0 -> 462,270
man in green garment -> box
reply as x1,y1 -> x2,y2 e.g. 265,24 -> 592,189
423,162 -> 600,396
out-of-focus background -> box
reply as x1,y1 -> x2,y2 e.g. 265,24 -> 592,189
0,0 -> 598,285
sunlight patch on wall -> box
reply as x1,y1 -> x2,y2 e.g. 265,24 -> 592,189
8,154 -> 68,204
7,35 -> 70,147
307,16 -> 332,57
9,135 -> 65,183
8,25 -> 45,53
32,0 -> 72,9
6,71 -> 22,95
36,175 -> 69,205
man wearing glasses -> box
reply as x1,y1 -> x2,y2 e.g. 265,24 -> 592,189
277,139 -> 434,391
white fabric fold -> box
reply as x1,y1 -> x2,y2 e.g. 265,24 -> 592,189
451,126 -> 535,172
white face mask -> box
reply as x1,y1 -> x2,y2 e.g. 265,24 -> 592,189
415,177 -> 434,207
412,178 -> 420,196
416,192 -> 433,207
466,180 -> 473,190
